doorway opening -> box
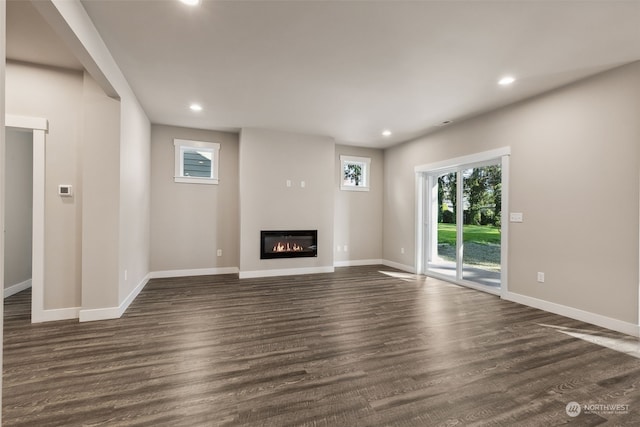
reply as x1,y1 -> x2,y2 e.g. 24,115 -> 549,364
4,128 -> 33,300
416,148 -> 510,295
5,115 -> 47,322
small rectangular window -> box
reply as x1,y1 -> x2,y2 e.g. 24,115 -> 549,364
340,155 -> 371,191
174,139 -> 220,184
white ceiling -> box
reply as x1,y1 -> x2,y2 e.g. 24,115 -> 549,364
10,1 -> 640,148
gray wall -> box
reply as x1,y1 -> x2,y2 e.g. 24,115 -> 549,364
384,61 -> 640,324
4,128 -> 32,289
334,145 -> 383,263
239,128 -> 335,274
81,72 -> 120,309
117,79 -> 151,302
150,124 -> 239,271
5,61 -> 83,309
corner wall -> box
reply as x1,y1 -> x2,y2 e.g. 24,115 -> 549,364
118,93 -> 151,301
81,72 -> 120,310
384,61 -> 640,328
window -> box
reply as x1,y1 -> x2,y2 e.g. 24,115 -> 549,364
340,155 -> 371,191
174,139 -> 220,184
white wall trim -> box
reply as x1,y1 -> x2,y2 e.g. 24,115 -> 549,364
239,266 -> 334,279
334,259 -> 384,267
503,291 -> 640,337
4,279 -> 32,298
79,273 -> 151,322
414,146 -> 511,173
78,306 -> 119,323
5,116 -> 47,324
117,273 -> 150,317
32,307 -> 80,323
150,266 -> 239,279
6,115 -> 48,131
381,260 -> 416,274
499,154 -> 510,296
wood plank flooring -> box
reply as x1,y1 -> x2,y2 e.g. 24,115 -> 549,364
3,266 -> 640,426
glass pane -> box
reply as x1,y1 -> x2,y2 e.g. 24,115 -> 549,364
461,165 -> 501,287
343,161 -> 365,187
182,148 -> 212,178
428,171 -> 457,279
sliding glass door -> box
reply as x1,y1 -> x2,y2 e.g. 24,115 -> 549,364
426,171 -> 458,280
424,160 -> 502,291
461,164 -> 501,287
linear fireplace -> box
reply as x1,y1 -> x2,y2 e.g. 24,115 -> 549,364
261,230 -> 318,259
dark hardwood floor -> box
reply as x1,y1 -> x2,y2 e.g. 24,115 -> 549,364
3,266 -> 640,426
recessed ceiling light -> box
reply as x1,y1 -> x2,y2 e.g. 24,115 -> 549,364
189,103 -> 203,112
498,76 -> 516,86
179,0 -> 201,6
382,130 -> 392,137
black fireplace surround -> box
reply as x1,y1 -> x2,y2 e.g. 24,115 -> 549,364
260,230 -> 318,259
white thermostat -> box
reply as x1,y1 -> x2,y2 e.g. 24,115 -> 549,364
58,185 -> 73,197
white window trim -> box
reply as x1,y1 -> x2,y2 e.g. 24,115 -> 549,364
173,138 -> 220,185
340,155 -> 371,192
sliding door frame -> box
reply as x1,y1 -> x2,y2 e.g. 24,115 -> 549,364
415,147 -> 510,297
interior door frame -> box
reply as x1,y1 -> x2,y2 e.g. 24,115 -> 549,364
5,114 -> 48,322
415,147 -> 510,297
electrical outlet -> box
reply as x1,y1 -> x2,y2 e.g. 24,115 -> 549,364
537,272 -> 545,283
343,245 -> 348,252
217,249 -> 223,257
401,247 -> 405,254
337,246 -> 341,252
124,270 -> 128,281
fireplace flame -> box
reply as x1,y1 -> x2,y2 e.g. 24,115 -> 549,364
273,242 -> 305,253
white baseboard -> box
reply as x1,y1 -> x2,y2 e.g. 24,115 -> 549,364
118,272 -> 151,317
79,268 -> 240,322
32,307 -> 80,323
79,273 -> 151,322
149,266 -> 239,279
503,291 -> 640,337
381,259 -> 416,273
78,306 -> 119,323
334,259 -> 384,267
239,266 -> 334,279
4,278 -> 32,298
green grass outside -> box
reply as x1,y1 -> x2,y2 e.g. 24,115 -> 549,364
438,223 -> 500,245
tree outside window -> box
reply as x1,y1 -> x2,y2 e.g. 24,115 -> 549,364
340,155 -> 370,191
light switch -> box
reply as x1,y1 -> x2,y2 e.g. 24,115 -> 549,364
509,212 -> 523,223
